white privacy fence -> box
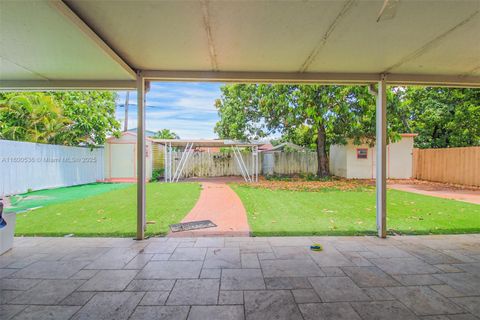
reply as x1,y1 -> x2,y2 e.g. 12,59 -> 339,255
0,140 -> 104,196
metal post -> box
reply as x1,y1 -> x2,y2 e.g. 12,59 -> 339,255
136,73 -> 146,240
376,75 -> 387,238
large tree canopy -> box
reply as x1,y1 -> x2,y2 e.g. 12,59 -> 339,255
152,129 -> 180,139
0,91 -> 119,147
214,84 -> 405,177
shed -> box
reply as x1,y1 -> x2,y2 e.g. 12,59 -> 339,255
329,134 -> 417,179
104,132 -> 153,182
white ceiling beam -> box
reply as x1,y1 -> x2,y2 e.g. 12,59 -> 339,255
49,0 -> 137,80
0,80 -> 137,91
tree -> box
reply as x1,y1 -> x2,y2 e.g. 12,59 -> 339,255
215,84 -> 404,177
402,87 -> 480,148
153,129 -> 180,139
0,91 -> 120,147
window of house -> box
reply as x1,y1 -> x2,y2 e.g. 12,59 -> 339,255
357,148 -> 368,159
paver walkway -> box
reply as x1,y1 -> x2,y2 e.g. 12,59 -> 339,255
169,178 -> 250,237
1,235 -> 479,320
389,183 -> 480,205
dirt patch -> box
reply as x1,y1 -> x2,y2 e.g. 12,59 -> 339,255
389,179 -> 480,191
235,177 -> 374,192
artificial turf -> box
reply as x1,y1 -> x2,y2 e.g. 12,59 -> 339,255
13,182 -> 201,237
233,185 -> 480,236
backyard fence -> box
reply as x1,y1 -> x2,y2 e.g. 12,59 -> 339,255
412,147 -> 480,187
0,140 -> 105,196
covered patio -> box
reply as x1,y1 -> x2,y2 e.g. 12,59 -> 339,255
1,0 -> 479,318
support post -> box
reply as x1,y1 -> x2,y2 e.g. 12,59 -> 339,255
376,75 -> 387,238
136,73 -> 146,240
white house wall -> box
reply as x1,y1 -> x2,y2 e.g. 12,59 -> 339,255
329,144 -> 347,177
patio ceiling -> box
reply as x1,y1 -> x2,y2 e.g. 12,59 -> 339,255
1,0 -> 479,88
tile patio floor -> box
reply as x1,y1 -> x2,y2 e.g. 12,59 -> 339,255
1,234 -> 480,320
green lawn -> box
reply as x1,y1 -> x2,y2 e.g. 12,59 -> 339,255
14,183 -> 201,237
233,185 -> 480,236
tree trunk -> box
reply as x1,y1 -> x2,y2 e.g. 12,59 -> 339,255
316,124 -> 329,177
123,91 -> 129,132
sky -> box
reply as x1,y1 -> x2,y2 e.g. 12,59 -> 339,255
115,82 -> 223,139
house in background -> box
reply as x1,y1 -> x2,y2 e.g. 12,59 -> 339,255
329,134 -> 417,179
127,128 -> 156,137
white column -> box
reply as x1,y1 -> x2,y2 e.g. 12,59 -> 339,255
376,75 -> 387,238
136,73 -> 146,240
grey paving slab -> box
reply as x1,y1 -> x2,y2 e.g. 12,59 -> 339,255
129,306 -> 189,320
78,270 -> 138,291
69,269 -> 99,280
136,261 -> 203,279
454,263 -> 480,276
429,284 -> 466,298
221,269 -> 265,290
272,246 -> 310,259
203,248 -> 241,269
264,277 -> 312,289
219,291 -> 244,305
241,253 -> 260,268
321,267 -> 346,277
0,290 -> 23,304
188,306 -> 244,320
10,280 -> 84,305
11,305 -> 80,320
12,261 -> 89,279
309,276 -> 370,302
244,290 -> 303,320
61,247 -> 109,262
350,301 -> 419,320
450,297 -> 480,316
299,302 -> 362,320
362,287 -> 396,301
370,257 -> 440,275
200,268 -> 221,279
143,242 -> 178,254
433,273 -> 480,296
0,278 -> 41,290
166,279 -> 219,305
139,291 -> 170,306
169,248 -> 206,261
1,305 -> 26,320
392,274 -> 445,286
341,251 -> 374,266
309,250 -> 354,267
125,279 -> 175,291
260,259 -> 325,277
0,268 -> 17,279
151,253 -> 171,260
123,254 -> 153,269
292,289 -> 320,303
366,245 -> 414,258
402,245 -> 461,264
60,291 -> 96,306
71,292 -> 144,320
194,238 -> 225,248
386,286 -> 465,316
434,264 -> 464,273
341,266 -> 400,287
84,248 -> 139,269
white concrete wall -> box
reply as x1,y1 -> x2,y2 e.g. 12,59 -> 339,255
330,136 -> 414,179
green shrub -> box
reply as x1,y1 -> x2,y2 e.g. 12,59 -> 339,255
151,168 -> 165,182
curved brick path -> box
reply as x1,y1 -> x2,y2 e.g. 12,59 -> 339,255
169,178 -> 251,237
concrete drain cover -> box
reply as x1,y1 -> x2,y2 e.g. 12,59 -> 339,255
170,220 -> 217,232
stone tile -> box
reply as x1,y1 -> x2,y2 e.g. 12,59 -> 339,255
78,270 -> 138,291
392,274 -> 445,286
342,266 -> 400,287
12,261 -> 89,279
446,314 -> 480,320
321,267 -> 346,277
403,245 -> 461,264
450,297 -> 480,316
341,251 -> 374,266
136,261 -> 203,279
200,268 -> 221,279
434,264 -> 463,273
188,306 -> 244,320
272,246 -> 310,259
125,279 -> 175,291
0,305 -> 26,320
11,280 -> 84,305
370,257 -> 440,275
244,290 -> 303,320
366,245 -> 413,258
258,252 -> 276,260
71,292 -> 144,320
362,287 -> 396,301
219,291 -> 243,305
221,269 -> 265,290
169,248 -> 206,261
123,254 -> 153,269
139,291 -> 170,306
11,305 -> 80,320
429,284 -> 465,298
333,241 -> 369,252
0,278 -> 41,290
151,254 -> 171,261
84,247 -> 139,269
60,291 -> 96,306
292,289 -> 320,303
454,263 -> 480,276
241,254 -> 260,268
386,286 -> 465,316
143,242 -> 178,254
70,269 -> 99,280
309,276 -> 370,302
309,250 -> 354,267
268,237 -> 312,247
194,238 -> 225,248
0,290 -> 23,304
260,259 -> 324,277
203,248 -> 241,269
60,247 -> 109,261
351,301 -> 418,320
0,268 -> 17,279
129,306 -> 189,320
264,277 -> 312,289
433,273 -> 480,296
166,279 -> 219,305
299,302 -> 362,320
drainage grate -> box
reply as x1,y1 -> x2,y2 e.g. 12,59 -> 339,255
169,220 -> 217,232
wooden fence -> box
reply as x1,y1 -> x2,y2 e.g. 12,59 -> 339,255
413,147 -> 480,187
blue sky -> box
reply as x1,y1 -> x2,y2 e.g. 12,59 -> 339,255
115,82 -> 223,139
